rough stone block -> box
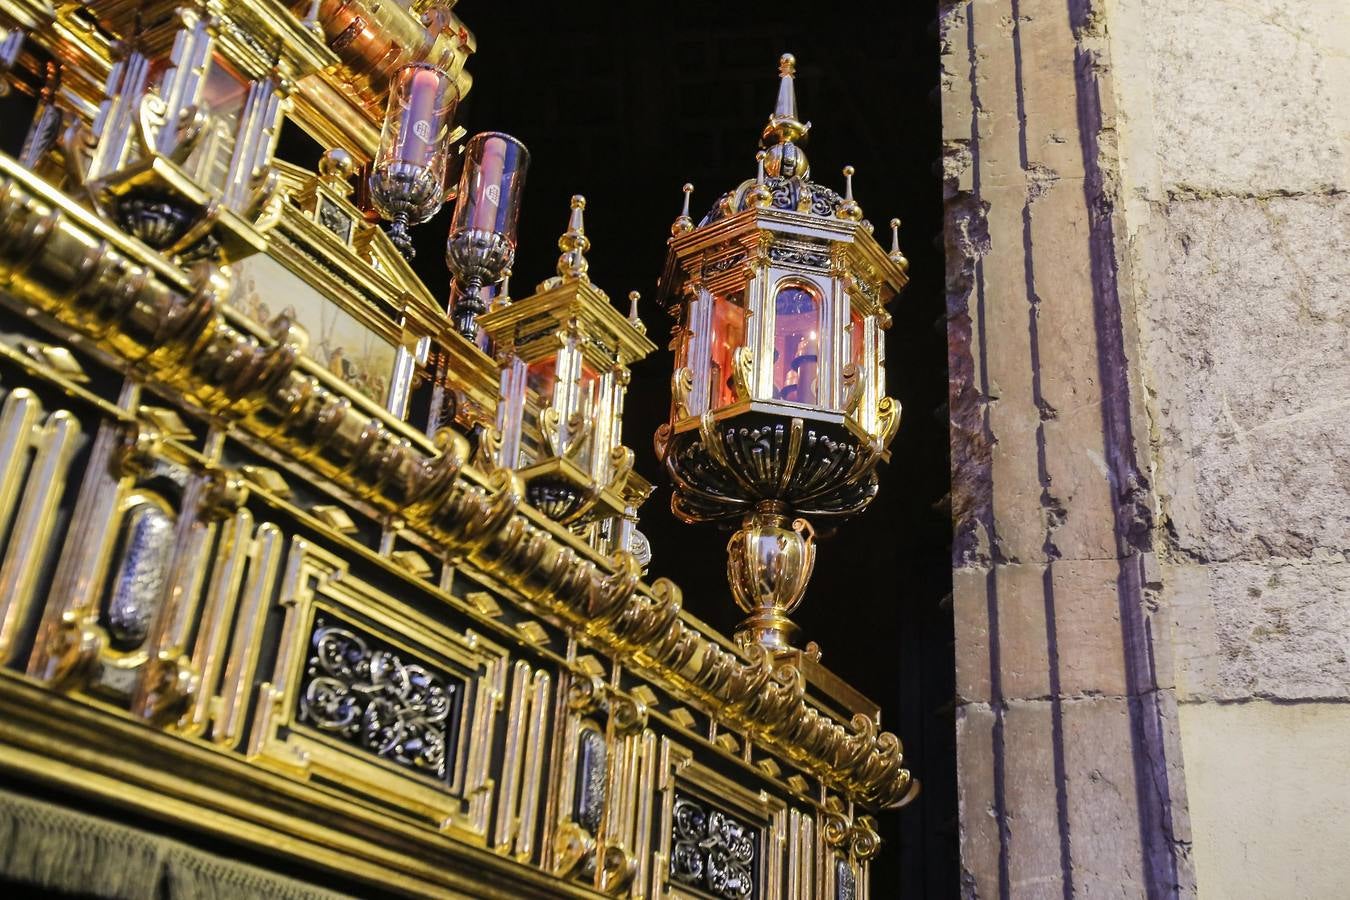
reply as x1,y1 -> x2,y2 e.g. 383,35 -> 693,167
956,703 -> 1002,897
1049,559 -> 1130,697
968,0 -> 1029,184
995,565 -> 1053,700
1017,0 -> 1090,179
1139,0 -> 1348,194
1002,700 -> 1067,896
1167,558 -> 1350,702
1060,696 -> 1148,894
955,564 -> 1057,702
1140,194 -> 1350,561
954,566 -> 993,703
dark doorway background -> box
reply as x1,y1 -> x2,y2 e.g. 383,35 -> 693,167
405,2 -> 957,895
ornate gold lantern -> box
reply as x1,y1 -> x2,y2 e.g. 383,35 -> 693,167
655,53 -> 910,652
479,195 -> 655,526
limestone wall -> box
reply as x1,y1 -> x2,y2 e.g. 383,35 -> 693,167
1109,0 -> 1350,895
940,0 -> 1347,895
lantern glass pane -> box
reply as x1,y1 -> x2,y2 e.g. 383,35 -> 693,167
517,360 -> 555,467
709,292 -> 746,408
186,55 -> 248,192
772,284 -> 821,405
572,365 -> 601,467
850,310 -> 865,367
526,359 -> 557,403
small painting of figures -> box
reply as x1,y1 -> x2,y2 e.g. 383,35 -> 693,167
229,254 -> 396,405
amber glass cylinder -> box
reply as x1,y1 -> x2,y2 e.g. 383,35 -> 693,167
449,132 -> 529,246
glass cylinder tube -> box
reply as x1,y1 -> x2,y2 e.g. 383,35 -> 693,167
368,62 -> 458,258
445,132 -> 529,339
449,132 -> 529,242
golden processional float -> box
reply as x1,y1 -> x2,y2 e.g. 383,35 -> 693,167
0,2 -> 915,898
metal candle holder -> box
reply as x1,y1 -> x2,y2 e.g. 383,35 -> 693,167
445,132 -> 529,341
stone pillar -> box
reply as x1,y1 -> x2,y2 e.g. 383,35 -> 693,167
941,0 -> 1348,895
941,0 -> 1192,894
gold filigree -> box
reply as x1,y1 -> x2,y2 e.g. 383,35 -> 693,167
671,366 -> 694,419
731,346 -> 755,401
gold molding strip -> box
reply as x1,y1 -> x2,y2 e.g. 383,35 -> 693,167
181,507 -> 253,737
213,522 -> 283,747
0,394 -> 80,661
514,669 -> 552,863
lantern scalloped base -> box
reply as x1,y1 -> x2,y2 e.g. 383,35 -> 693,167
525,477 -> 592,523
655,408 -> 883,526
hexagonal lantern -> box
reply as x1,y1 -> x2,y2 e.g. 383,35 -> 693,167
654,54 -> 910,652
480,195 -> 656,528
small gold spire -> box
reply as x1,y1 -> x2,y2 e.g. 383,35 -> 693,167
748,151 -> 772,208
671,183 -> 694,236
556,194 -> 591,282
889,217 -> 910,273
837,164 -> 862,221
627,290 -> 647,335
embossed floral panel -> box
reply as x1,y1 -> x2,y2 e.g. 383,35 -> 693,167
669,790 -> 761,899
295,612 -> 466,788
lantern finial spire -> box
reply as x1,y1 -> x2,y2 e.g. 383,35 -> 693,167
556,194 -> 591,282
837,165 -> 862,221
772,53 -> 800,128
671,183 -> 694,236
628,290 -> 646,335
489,267 -> 513,312
889,217 -> 910,273
761,52 -> 810,178
748,151 -> 772,208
